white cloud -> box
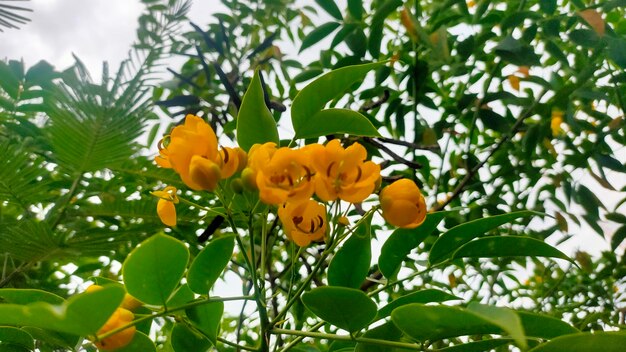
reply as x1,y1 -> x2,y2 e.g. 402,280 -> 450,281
0,0 -> 144,75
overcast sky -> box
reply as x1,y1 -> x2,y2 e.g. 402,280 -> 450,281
0,0 -> 223,77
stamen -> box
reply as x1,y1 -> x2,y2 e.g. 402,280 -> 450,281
287,174 -> 294,187
355,165 -> 362,183
302,165 -> 313,181
222,147 -> 230,163
157,135 -> 170,151
317,215 -> 324,227
309,219 -> 315,233
292,216 -> 303,225
326,162 -> 335,178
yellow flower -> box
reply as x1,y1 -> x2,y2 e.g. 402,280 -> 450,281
551,109 -> 564,137
241,142 -> 278,190
379,179 -> 427,228
309,140 -> 380,203
278,200 -> 327,246
155,114 -> 219,190
152,186 -> 179,227
86,285 -> 142,311
94,307 -> 136,350
256,146 -> 315,205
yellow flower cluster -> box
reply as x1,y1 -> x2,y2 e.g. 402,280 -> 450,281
86,285 -> 142,351
153,114 -> 428,245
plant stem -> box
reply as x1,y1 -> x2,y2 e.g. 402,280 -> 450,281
96,295 -> 253,340
270,328 -> 421,350
218,337 -> 258,352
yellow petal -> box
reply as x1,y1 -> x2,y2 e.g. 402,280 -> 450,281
189,155 -> 222,191
157,199 -> 177,227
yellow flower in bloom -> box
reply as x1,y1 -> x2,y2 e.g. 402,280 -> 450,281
156,114 -> 219,190
551,110 -> 564,137
256,146 -> 315,205
278,200 -> 327,246
241,142 -> 278,190
379,179 -> 427,229
309,140 -> 380,203
94,307 -> 136,350
152,186 -> 178,227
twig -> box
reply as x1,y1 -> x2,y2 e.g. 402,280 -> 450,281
364,138 -> 422,169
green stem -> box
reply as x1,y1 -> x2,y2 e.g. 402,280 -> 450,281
218,336 -> 257,352
177,197 -> 227,217
278,321 -> 325,352
96,295 -> 253,340
271,207 -> 378,327
270,328 -> 421,350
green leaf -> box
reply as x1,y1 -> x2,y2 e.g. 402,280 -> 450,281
517,312 -> 579,339
376,289 -> 461,321
291,61 -> 384,131
435,339 -> 512,352
236,70 -> 279,151
466,303 -> 526,350
0,327 -> 34,350
293,68 -> 324,83
0,289 -> 64,305
391,304 -> 500,341
569,29 -> 600,48
170,323 -> 212,352
315,0 -> 343,20
301,286 -> 377,333
528,332 -> 626,352
355,322 -> 412,352
328,214 -> 372,288
295,108 -> 380,139
347,0 -> 363,20
379,211 -> 449,278
123,234 -> 189,306
48,64 -> 149,173
368,0 -> 403,58
20,327 -> 79,350
0,285 -> 124,336
187,235 -> 235,294
186,301 -> 224,346
167,284 -> 196,307
611,225 -> 626,251
300,22 -> 341,53
429,211 -> 539,265
608,37 -> 626,69
539,0 -> 557,14
115,331 -> 156,352
494,36 -> 540,66
452,236 -> 573,263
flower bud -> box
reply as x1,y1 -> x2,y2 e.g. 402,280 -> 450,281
230,178 -> 244,194
379,179 -> 427,229
94,308 -> 136,350
189,155 -> 222,191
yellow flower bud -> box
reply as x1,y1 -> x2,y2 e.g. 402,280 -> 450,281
379,179 -> 427,229
230,178 -> 244,194
189,155 -> 222,191
94,308 -> 136,350
121,293 -> 142,311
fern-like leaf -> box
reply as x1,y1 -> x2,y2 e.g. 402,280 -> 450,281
0,0 -> 32,32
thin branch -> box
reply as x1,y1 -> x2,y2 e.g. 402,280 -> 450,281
364,137 -> 423,169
